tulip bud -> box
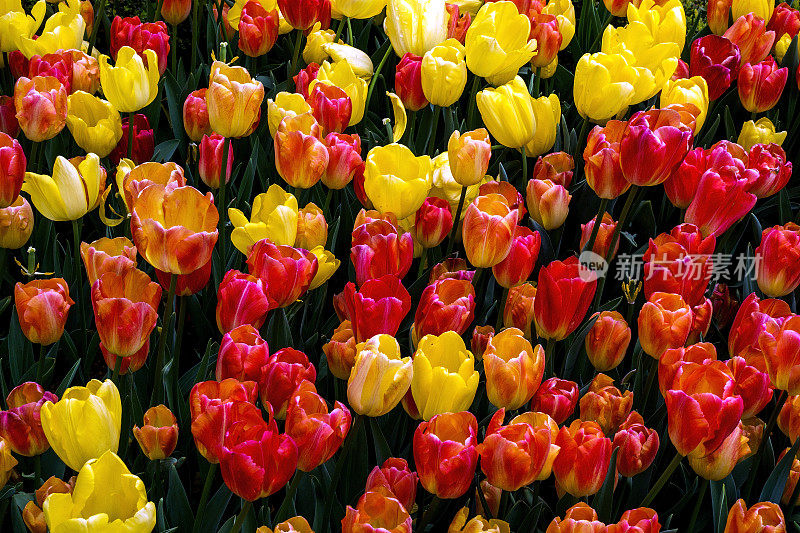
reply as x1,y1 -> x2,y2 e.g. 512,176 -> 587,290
580,213 -> 618,260
724,499 -> 785,532
365,457 -> 418,511
492,226 -> 541,289
471,325 -> 495,361
585,311 -> 631,372
413,196 -> 453,248
335,275 -> 411,344
15,278 -> 73,346
259,347 -> 316,419
13,76 -> 67,142
484,328 -> 544,410
613,411 -> 659,477
504,282 -> 536,338
207,60 -> 265,138
421,38 -> 468,107
23,476 -> 74,533
394,53 -> 427,111
322,320 -> 357,380
534,257 -> 596,341
323,132 -> 363,189
216,325 -> 270,383
307,82 -> 351,135
274,114 -> 329,189
620,108 -> 693,187
296,202 -> 328,250
198,133 -> 234,189
69,50 -> 101,95
746,143 -> 792,199
755,223 -> 800,297
579,373 -> 633,435
553,419 -> 612,497
238,2 -> 280,57
132,405 -> 178,460
161,0 -> 191,24
0,132 -> 25,209
0,197 -> 33,250
609,508 -> 661,533
526,179 -> 570,230
738,57 -> 788,113
583,121 -> 630,199
351,218 -> 414,285
215,269 -> 271,333
413,278 -> 475,342
462,194 -> 517,267
477,76 -> 535,148
183,88 -> 212,142
414,411 -> 479,498
531,377 -> 579,424
638,292 -> 693,359
779,396 -> 800,443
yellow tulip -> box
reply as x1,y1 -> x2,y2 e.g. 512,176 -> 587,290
543,0 -> 576,50
228,184 -> 299,254
40,379 -> 121,471
332,0 -> 386,19
421,38 -> 467,107
410,331 -> 479,420
43,451 -> 156,533
731,0 -> 773,28
347,334 -> 413,417
309,246 -> 340,289
660,76 -> 709,132
311,60 -> 368,126
23,154 -> 104,221
525,94 -> 561,157
430,152 -> 487,217
304,25 -> 338,65
387,92 -> 407,142
775,33 -> 792,63
477,75 -> 535,148
0,438 -> 16,489
0,0 -> 45,52
364,143 -> 433,220
99,46 -> 159,114
384,0 -> 448,57
322,43 -> 374,78
626,0 -> 686,52
448,128 -> 491,187
267,91 -> 312,137
449,507 -> 511,533
15,0 -> 84,58
66,91 -> 123,158
465,1 -> 538,86
206,60 -> 265,138
573,52 -> 638,123
738,117 -> 787,151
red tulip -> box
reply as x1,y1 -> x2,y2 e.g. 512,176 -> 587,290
216,325 -> 270,383
529,12 -> 561,67
307,83 -> 352,135
532,152 -> 574,188
553,419 -> 613,497
583,120 -> 630,199
294,63 -> 320,98
247,239 -> 319,308
155,256 -> 212,297
755,223 -> 800,297
412,278 -> 475,343
533,256 -> 597,341
365,458 -> 418,511
723,14 -> 775,65
738,57 -> 788,113
189,378 -> 258,420
746,143 -> 792,198
110,16 -> 171,75
493,226 -> 541,289
14,279 -> 73,346
768,3 -> 800,39
685,167 -> 757,238
215,269 -> 271,334
109,113 -> 155,165
277,0 -> 330,30
350,219 -> 414,286
413,411 -> 478,498
608,508 -> 661,533
531,377 -> 579,425
198,134 -> 233,189
258,348 -> 316,419
414,196 -> 453,249
334,275 -> 411,344
619,108 -> 693,187
689,35 -> 741,100
323,132 -> 363,190
238,1 -> 280,57
183,88 -> 212,142
0,382 -> 57,456
27,52 -> 73,94
729,293 -> 792,371
0,132 -> 25,209
395,54 -> 427,112
613,411 -> 659,477
192,396 -> 263,463
726,356 -> 772,418
638,292 -> 693,359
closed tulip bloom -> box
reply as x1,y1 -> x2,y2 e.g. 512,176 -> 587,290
413,411 -> 478,498
580,213 -> 619,260
732,0 -> 774,24
161,0 -> 191,24
109,113 -> 155,165
40,379 -> 121,471
759,316 -> 800,394
492,226 -> 540,289
729,293 -> 791,371
755,224 -> 800,297
277,0 -> 330,30
573,52 -> 638,123
524,93 -> 561,157
286,381 -> 351,471
0,132 -> 25,209
727,356 -> 772,418
348,334 -> 413,417
689,35 -> 741,100
216,324 -> 270,382
414,196 -> 453,248
477,76 -> 535,148
613,411 -> 659,477
132,404 -> 178,460
259,347 -> 316,418
215,269 -> 270,333
98,47 -> 159,113
579,373 -> 633,435
239,1 -> 280,57
23,154 -> 104,221
659,343 -> 719,396
295,202 -> 327,250
206,60 -> 265,138
247,239 -> 318,307
466,1 -> 536,85
65,91 -> 123,157
342,491 -> 412,533
413,278 -> 475,342
526,178 -> 570,230
747,143 -> 792,198
198,134 -> 233,188
109,17 -> 170,75
608,508 -> 661,533
365,457 -> 418,511
43,451 -> 155,533
275,113 -> 329,189
323,320 -> 357,380
620,108 -> 693,187
661,76 -> 710,131
531,377 -> 579,425
583,121 -> 629,199
553,419 -> 612,497
534,256 -> 597,341
724,499 -> 786,532
0,197 -> 34,249
546,503 -> 606,533
483,328 -> 544,410
447,129 -> 491,187
310,59 -> 368,126
724,14 -> 775,64
738,58 -> 788,112
15,278 -> 73,346
192,397 -> 263,464
69,50 -> 101,95
335,275 -> 411,343
394,53 -> 428,112
13,75 -> 67,142
229,184 -> 298,254
421,38 -> 467,107
0,382 -> 57,457
364,143 -> 432,220
479,409 -> 554,491
779,396 -> 800,443
471,325 -> 495,362
323,132 -> 363,189
638,292 -> 693,359
384,0 -> 447,57
462,193 -> 517,267
351,218 -> 414,285
183,88 -> 212,142
409,331 -> 479,420
585,311 -> 631,372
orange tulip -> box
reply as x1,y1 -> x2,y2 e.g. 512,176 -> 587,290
80,237 -> 138,285
553,420 -> 612,497
322,320 -> 357,380
341,491 -> 412,533
759,316 -> 800,394
724,499 -> 786,533
448,129 -> 492,187
295,202 -> 328,250
546,503 -> 606,533
526,179 -> 570,230
274,114 -> 329,189
638,292 -> 693,359
585,311 -> 631,371
483,327 -> 544,410
503,282 -> 536,339
132,404 -> 178,460
658,342 -> 718,396
13,76 -> 67,142
14,278 -> 73,346
462,193 -> 517,268
579,373 -> 633,435
0,197 -> 34,250
247,239 -> 319,308
119,161 -> 187,212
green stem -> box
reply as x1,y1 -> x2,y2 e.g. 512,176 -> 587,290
154,0 -> 164,21
111,351 -> 123,385
345,16 -> 353,45
192,463 -> 218,533
466,75 -> 480,129
545,338 -> 556,378
322,414 -> 363,533
127,112 -> 135,161
521,145 -> 528,187
416,248 -> 428,280
333,18 -> 346,41
593,185 -> 639,311
230,500 -> 252,533
687,478 -> 708,532
171,23 -> 178,75
218,138 -> 229,268
582,198 -> 609,254
274,471 -> 303,524
151,273 -> 178,406
531,67 -> 541,98
190,0 -> 199,73
322,187 -> 334,218
427,106 -> 441,155
289,30 -> 303,77
446,186 -> 468,256
365,44 -> 393,113
37,343 -> 46,383
172,297 -> 187,386
640,451 -> 683,507
588,13 -> 614,52
86,0 -> 105,56
29,141 -> 40,174
71,219 -> 87,356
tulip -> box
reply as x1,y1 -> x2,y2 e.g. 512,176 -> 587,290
15,0 -> 85,58
724,499 -> 785,532
206,60 -> 264,138
608,508 -> 661,533
732,0 -> 774,24
259,347 -> 316,418
277,0 -> 330,30
65,91 -> 123,157
323,320 -> 357,380
268,92 -> 311,138
307,60 -> 367,127
239,1 -> 280,57
579,373 -> 633,435
613,411 -> 659,477
0,382 -> 57,457
553,419 -> 612,497
332,0 -> 385,19
408,332 -> 479,420
483,328 -> 544,410
421,38 -> 468,107
40,379 -> 121,471
384,0 -> 447,57
394,53 -> 427,111
228,184 -> 299,254
307,81 -> 350,138
216,324 -> 270,383
492,226 -> 541,289
183,88 -> 212,142
0,132 -> 25,209
724,13 -> 775,64
198,134 -> 233,189
342,491 -> 413,533
526,178 -> 570,230
659,343 -> 719,396
363,143 -> 432,220
365,457 -> 417,511
286,381 -> 351,471
524,93 -> 561,157
412,278 -> 475,341
109,113 -> 155,165
729,293 -> 791,372
478,409 -> 554,491
69,50 -> 100,95
759,316 -> 800,394
23,154 -> 105,223
573,52 -> 638,123
747,143 -> 792,199
14,278 -> 73,346
348,334 -> 413,417
580,213 -> 618,260
533,256 -> 596,341
449,507 -> 510,533
132,404 -> 178,460
162,0 -> 191,24
582,122 -> 628,201
779,395 -> 800,443
0,0 -> 45,53
738,57 -> 788,113
413,196 -> 453,248
335,275 -> 411,344
109,16 -> 170,75
247,239 -> 318,307
501,282 -> 535,339
192,396 -> 264,464
351,217 -> 414,285
620,108 -> 693,187
98,46 -> 159,114
215,269 -> 271,333
295,202 -> 328,250
413,411 -> 479,498
43,451 -> 156,532
22,476 -> 74,533
476,76 -> 535,148
308,246 -> 340,289
546,503 -> 606,532
530,378 -> 578,427
462,193 -> 517,267
0,197 -> 34,249
274,113 -> 329,189
13,75 -> 67,142
323,132 -> 363,189
638,292 -> 693,359
189,378 -> 258,421
585,311 -> 631,372
26,51 -> 73,94
755,223 -> 800,297
689,35 -> 741,100
660,76 -> 710,131
447,129 -> 491,187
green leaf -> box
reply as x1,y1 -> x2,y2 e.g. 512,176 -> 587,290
723,106 -> 736,140
592,447 -> 619,523
779,188 -> 793,224
198,483 -> 233,533
55,359 -> 81,396
759,436 -> 800,503
153,140 -> 181,163
167,464 -> 194,532
563,314 -> 600,379
370,418 -> 392,466
710,477 -> 731,533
